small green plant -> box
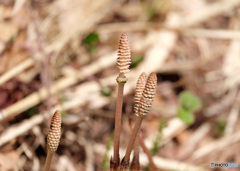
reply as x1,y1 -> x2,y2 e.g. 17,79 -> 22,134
83,32 -> 99,53
60,110 -> 66,118
111,32 -> 158,171
59,95 -> 68,102
130,56 -> 143,68
25,105 -> 39,118
213,117 -> 226,137
101,86 -> 112,96
7,35 -> 16,45
142,0 -> 170,21
150,119 -> 167,156
177,91 -> 202,125
102,132 -> 114,169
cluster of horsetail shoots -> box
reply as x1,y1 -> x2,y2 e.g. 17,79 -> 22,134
110,33 -> 157,171
111,32 -> 157,170
44,110 -> 61,171
42,33 -> 157,171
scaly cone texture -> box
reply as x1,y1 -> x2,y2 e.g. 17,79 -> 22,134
130,73 -> 147,171
116,32 -> 131,83
138,72 -> 157,117
47,110 -> 61,152
134,72 -> 147,116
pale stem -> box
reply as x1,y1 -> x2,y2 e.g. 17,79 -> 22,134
44,151 -> 54,171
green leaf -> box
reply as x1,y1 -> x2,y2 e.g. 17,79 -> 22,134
130,56 -> 143,68
25,105 -> 39,118
179,91 -> 202,112
159,119 -> 167,131
59,95 -> 67,102
213,117 -> 226,137
61,110 -> 66,118
177,108 -> 195,125
83,32 -> 99,46
8,35 -> 16,45
83,32 -> 99,53
101,86 -> 112,96
101,131 -> 114,169
150,119 -> 167,156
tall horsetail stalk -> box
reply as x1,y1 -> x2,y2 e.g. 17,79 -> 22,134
44,110 -> 61,171
120,72 -> 157,170
111,32 -> 131,170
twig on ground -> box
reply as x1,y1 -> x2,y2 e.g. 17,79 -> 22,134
183,0 -> 240,27
0,51 -> 117,122
0,59 -> 33,85
177,123 -> 211,160
183,29 -> 240,39
192,130 -> 240,161
144,118 -> 186,149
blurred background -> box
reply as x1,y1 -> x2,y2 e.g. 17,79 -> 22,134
0,0 -> 240,170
